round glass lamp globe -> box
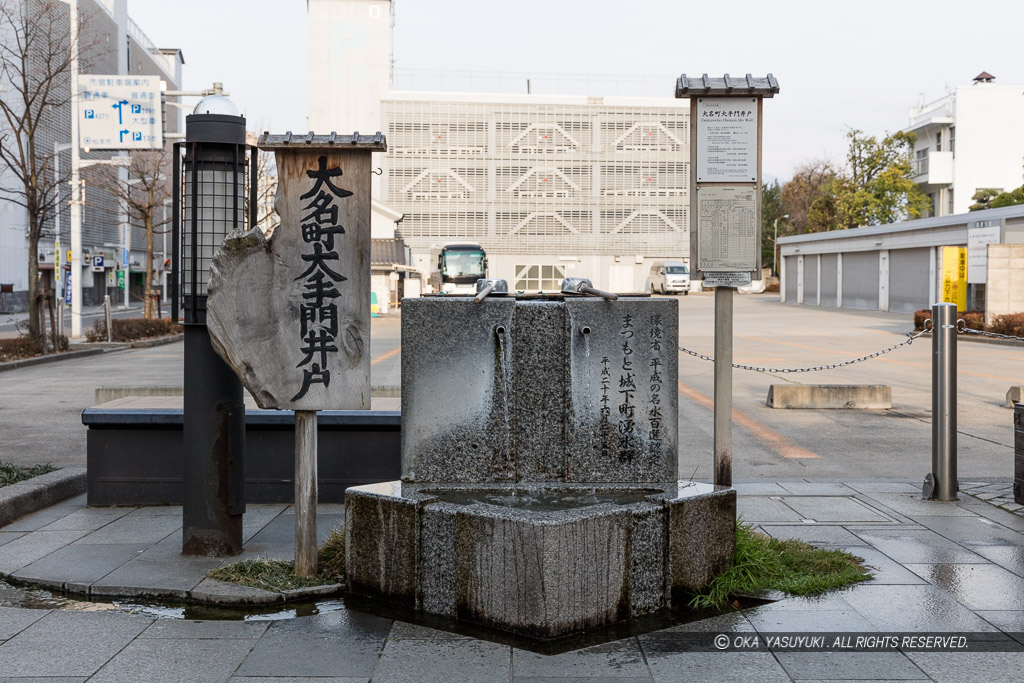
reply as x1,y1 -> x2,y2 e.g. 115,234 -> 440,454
192,95 -> 239,117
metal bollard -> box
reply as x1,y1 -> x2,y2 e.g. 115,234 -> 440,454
923,302 -> 958,501
103,295 -> 112,343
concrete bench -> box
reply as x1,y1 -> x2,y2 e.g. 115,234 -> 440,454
83,396 -> 400,506
767,385 -> 891,409
1006,386 -> 1024,408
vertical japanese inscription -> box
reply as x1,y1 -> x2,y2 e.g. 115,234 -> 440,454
648,314 -> 664,457
618,314 -> 637,461
599,356 -> 612,459
292,156 -> 354,401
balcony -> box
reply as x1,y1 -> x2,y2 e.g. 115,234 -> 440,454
912,151 -> 953,185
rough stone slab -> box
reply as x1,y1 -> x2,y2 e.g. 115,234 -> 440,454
0,606 -> 49,641
767,384 -> 892,409
564,297 -> 678,483
454,505 -> 632,638
207,148 -> 373,411
344,485 -> 421,607
373,638 -> 511,682
630,504 -> 666,615
401,297 -> 516,482
0,530 -> 90,575
0,467 -> 87,528
420,504 -> 457,616
511,301 -> 568,482
668,486 -> 736,600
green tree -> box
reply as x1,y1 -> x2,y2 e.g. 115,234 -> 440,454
781,129 -> 929,233
970,185 -> 1024,211
760,180 -> 783,270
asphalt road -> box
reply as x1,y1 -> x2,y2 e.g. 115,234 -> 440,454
1,295 -> 1020,482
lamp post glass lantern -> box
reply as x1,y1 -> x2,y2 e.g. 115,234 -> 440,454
174,95 -> 256,324
174,95 -> 256,556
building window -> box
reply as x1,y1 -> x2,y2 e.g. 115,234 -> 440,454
935,131 -> 942,152
950,127 -> 955,156
514,264 -> 565,292
948,189 -> 954,215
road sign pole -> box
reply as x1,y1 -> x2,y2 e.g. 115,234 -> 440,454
68,0 -> 82,338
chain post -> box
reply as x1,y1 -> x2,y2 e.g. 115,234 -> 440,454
923,303 -> 958,501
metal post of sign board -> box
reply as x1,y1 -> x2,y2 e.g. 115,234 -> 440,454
923,302 -> 958,501
678,74 -> 779,487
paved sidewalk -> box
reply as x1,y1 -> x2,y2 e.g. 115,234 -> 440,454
3,479 -> 1024,681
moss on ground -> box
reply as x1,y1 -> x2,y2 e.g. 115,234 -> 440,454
208,526 -> 345,592
0,462 -> 56,488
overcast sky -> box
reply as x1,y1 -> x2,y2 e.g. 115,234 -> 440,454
129,0 -> 1024,182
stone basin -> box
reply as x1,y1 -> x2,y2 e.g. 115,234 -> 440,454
345,480 -> 735,639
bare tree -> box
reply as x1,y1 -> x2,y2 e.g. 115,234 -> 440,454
98,147 -> 171,318
0,0 -> 88,340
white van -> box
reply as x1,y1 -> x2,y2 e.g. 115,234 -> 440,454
649,261 -> 690,295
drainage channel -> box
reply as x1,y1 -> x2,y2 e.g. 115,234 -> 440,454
0,578 -> 346,621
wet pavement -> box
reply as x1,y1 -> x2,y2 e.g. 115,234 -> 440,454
3,478 -> 1024,680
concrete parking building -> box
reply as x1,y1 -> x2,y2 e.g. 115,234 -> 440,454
778,203 -> 1024,319
307,0 -> 690,295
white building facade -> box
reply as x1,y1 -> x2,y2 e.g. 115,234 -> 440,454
307,0 -> 690,294
905,73 -> 1024,218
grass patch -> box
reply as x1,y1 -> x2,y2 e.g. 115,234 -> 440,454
208,527 -> 345,592
0,461 -> 57,488
690,521 -> 872,609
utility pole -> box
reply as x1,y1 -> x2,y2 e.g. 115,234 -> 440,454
67,0 -> 82,338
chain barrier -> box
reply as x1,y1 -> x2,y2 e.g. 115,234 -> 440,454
678,323 -> 932,374
956,320 -> 1024,343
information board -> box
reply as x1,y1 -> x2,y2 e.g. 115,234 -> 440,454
696,98 -> 757,183
696,185 -> 758,271
79,75 -> 162,150
967,221 -> 1001,284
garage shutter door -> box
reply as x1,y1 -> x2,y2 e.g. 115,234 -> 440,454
889,248 -> 931,314
841,251 -> 879,310
784,255 -> 798,303
820,254 -> 837,306
804,255 -> 818,305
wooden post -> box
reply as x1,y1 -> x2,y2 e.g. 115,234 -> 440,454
294,410 -> 318,577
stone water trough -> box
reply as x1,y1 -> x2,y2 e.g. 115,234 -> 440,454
345,294 -> 735,638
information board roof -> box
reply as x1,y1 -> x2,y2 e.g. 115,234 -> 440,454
675,73 -> 780,98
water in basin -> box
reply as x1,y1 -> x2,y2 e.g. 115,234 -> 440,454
422,487 -> 661,511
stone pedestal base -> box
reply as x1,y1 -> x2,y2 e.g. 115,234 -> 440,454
345,481 -> 735,638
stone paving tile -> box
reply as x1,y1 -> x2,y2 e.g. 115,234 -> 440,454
388,620 -> 475,641
844,482 -> 922,494
242,505 -> 288,544
911,515 -> 1024,547
863,493 -> 977,518
850,528 -> 989,564
0,678 -> 88,682
373,638 -> 511,683
958,503 -> 1024,532
781,497 -> 892,523
975,610 -> 1024,632
120,505 -> 182,517
904,651 -> 1024,683
0,530 -> 89,574
744,605 -> 876,633
642,651 -> 789,683
140,618 -> 269,640
775,651 -> 928,680
0,505 -> 79,532
245,513 -> 344,549
71,513 -> 180,545
230,678 -> 368,682
760,525 -> 867,547
906,563 -> 1024,611
972,545 -> 1024,577
235,610 -> 392,678
36,507 -> 133,532
512,638 -> 648,679
777,483 -> 857,496
646,612 -> 755,634
0,607 -> 49,641
0,610 -> 151,677
840,546 -> 927,585
11,543 -> 148,588
91,556 -> 222,598
0,532 -> 25,548
732,483 -> 790,496
837,584 -> 999,633
89,637 -> 256,683
737,497 -> 804,523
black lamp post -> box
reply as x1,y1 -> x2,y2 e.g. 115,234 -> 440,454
172,95 -> 256,556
